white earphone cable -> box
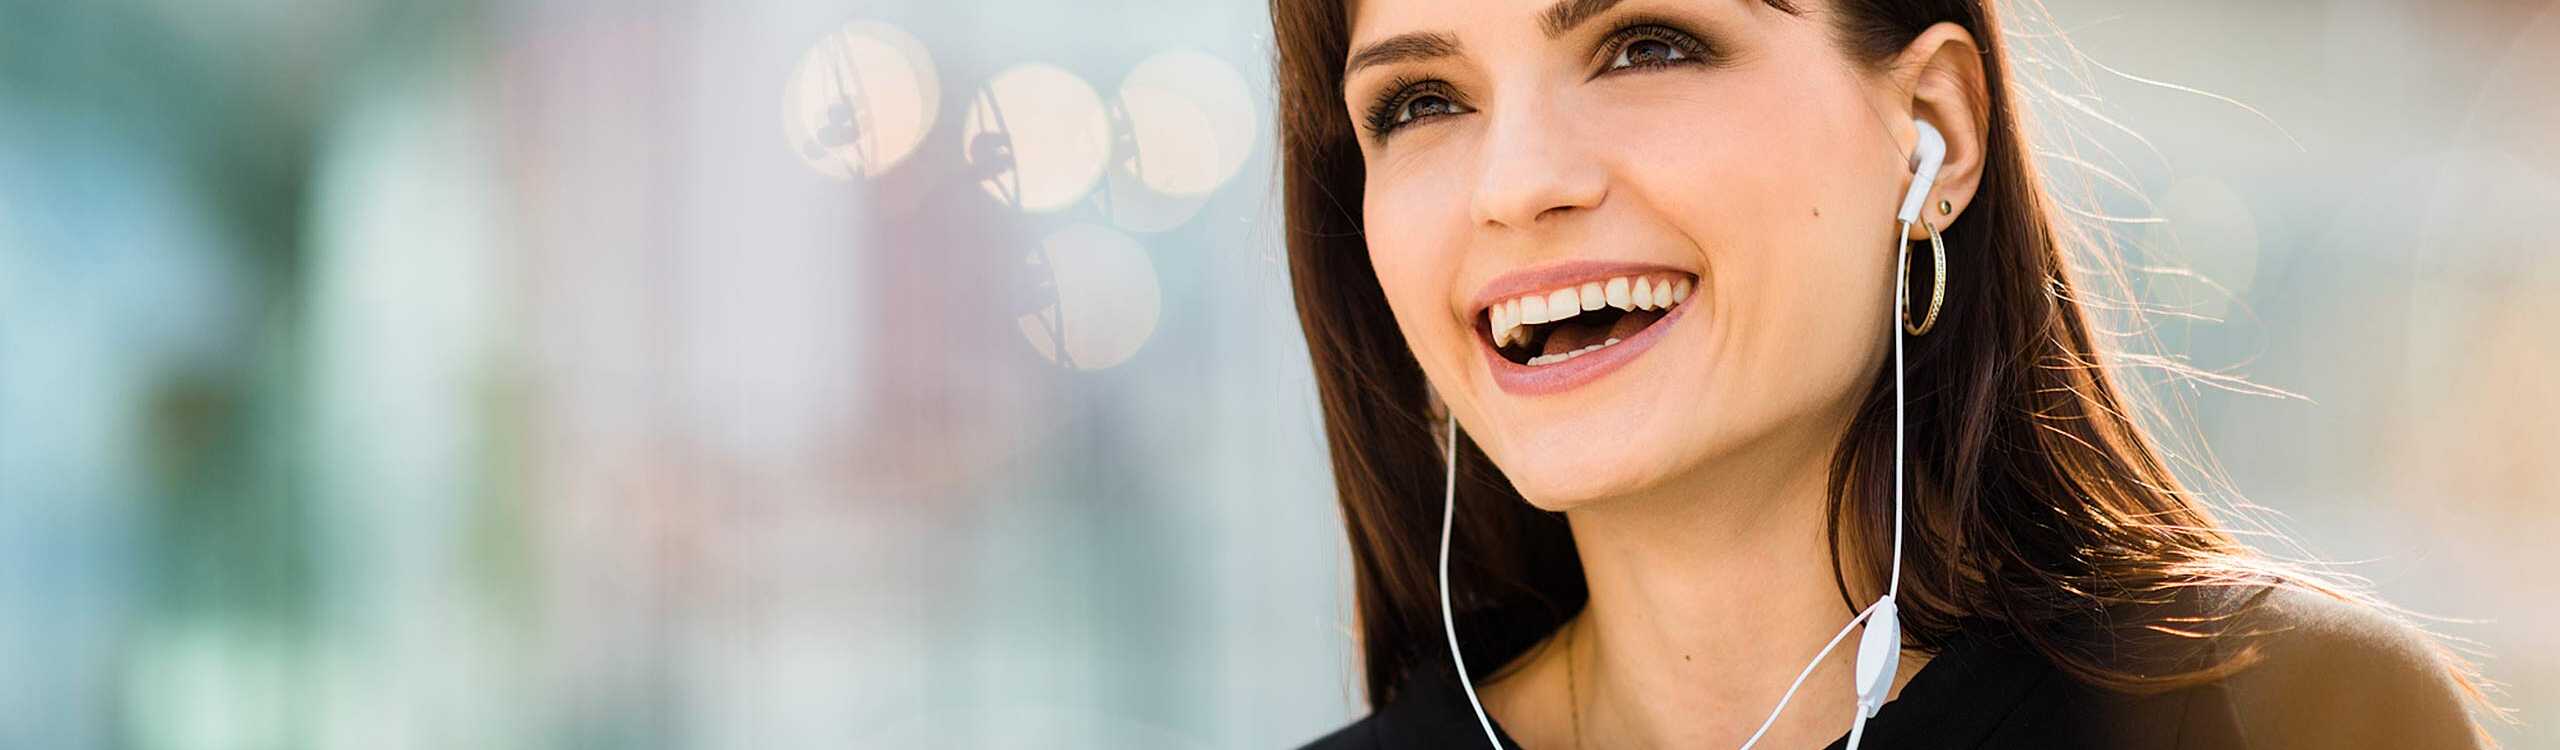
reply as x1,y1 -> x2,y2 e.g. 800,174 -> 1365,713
1440,416 -> 1507,749
1891,218 -> 1910,601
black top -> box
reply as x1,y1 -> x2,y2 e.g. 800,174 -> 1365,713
1299,584 -> 2483,749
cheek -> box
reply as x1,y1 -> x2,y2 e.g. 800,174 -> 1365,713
1596,77 -> 1901,424
1362,166 -> 1475,360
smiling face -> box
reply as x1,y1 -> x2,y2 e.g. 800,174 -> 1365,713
1346,0 -> 1921,508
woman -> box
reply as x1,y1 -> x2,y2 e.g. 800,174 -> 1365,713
1271,0 -> 2499,748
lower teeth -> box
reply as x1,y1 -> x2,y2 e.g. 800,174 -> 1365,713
1524,337 -> 1623,367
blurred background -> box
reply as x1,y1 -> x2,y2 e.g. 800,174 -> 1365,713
0,0 -> 2551,747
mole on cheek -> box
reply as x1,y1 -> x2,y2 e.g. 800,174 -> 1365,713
1811,206 -> 1822,218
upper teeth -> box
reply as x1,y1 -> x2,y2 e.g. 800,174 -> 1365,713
1489,274 -> 1691,348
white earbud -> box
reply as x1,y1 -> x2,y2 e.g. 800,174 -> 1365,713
1436,118 -> 1941,750
1897,119 -> 1946,225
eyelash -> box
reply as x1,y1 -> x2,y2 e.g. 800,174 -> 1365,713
1597,22 -> 1713,74
1360,21 -> 1716,141
1362,75 -> 1460,140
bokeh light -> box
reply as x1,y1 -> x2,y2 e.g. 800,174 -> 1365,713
1015,223 -> 1161,370
1116,50 -> 1256,197
782,20 -> 940,180
965,63 -> 1111,212
1099,50 -> 1258,233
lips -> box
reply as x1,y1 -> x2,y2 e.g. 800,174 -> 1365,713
1470,261 -> 1698,396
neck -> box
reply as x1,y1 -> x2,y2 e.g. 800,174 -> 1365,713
1562,413 -> 1910,749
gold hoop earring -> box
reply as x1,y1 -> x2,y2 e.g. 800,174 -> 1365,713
1903,219 -> 1946,336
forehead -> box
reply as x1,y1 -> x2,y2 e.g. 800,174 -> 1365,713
1349,0 -> 1578,41
1353,0 -> 1784,30
1345,0 -> 1786,56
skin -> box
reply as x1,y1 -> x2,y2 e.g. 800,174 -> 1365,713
1340,0 -> 1991,746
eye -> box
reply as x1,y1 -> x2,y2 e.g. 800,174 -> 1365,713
1363,78 -> 1473,140
1613,38 -> 1686,68
1395,93 -> 1466,125
1599,23 -> 1710,73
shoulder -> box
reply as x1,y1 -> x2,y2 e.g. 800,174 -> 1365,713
2214,584 -> 2487,749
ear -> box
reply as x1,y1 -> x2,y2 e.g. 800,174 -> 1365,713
1882,23 -> 1989,241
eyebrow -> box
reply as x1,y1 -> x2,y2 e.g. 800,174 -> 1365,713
1342,0 -> 1627,78
1539,0 -> 1628,38
1342,31 -> 1462,78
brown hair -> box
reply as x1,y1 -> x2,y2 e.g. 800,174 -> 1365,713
1273,0 -> 2497,728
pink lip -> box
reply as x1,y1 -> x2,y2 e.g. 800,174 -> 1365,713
1470,260 -> 1700,397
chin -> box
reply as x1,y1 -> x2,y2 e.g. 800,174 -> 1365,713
1491,427 -> 1695,511
1508,472 -> 1638,512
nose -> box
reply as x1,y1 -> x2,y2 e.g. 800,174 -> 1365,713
1468,96 -> 1608,230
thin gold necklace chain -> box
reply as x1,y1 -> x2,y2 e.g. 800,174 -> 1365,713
1567,616 -> 1584,750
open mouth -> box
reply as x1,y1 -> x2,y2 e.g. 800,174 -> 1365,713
1483,273 -> 1694,367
